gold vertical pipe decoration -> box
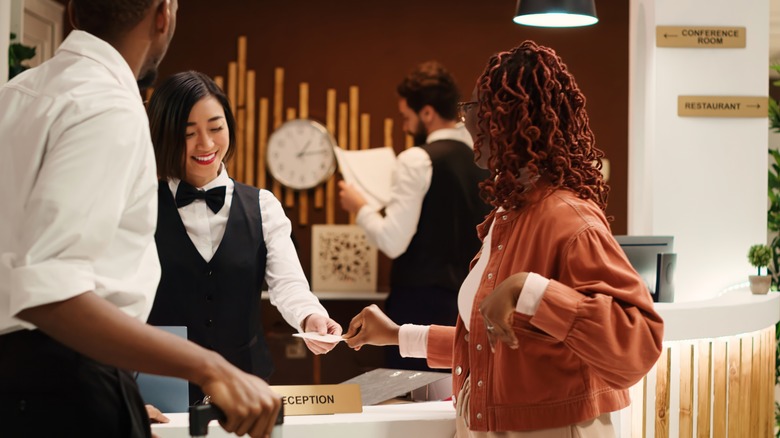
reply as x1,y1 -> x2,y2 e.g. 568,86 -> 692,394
696,341 -> 712,438
765,327 -> 775,436
257,98 -> 269,189
339,102 -> 354,224
213,75 -> 224,91
235,108 -> 246,183
349,86 -> 359,151
384,118 -> 394,148
323,89 -> 337,224
712,340 -> 728,438
237,36 -> 247,107
227,62 -> 238,117
405,133 -> 414,149
284,108 -> 297,209
726,338 -> 741,437
360,113 -> 370,150
654,346 -> 670,438
678,344 -> 693,438
750,331 -> 763,438
298,83 -> 309,226
245,71 -> 256,187
272,68 -> 284,201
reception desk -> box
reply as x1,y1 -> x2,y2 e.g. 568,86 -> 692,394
156,289 -> 778,438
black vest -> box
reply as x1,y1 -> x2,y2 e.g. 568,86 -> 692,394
390,139 -> 491,291
148,181 -> 272,404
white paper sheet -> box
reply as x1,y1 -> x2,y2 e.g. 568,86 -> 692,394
293,332 -> 345,343
333,146 -> 397,210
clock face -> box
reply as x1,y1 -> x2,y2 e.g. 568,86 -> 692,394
266,119 -> 337,190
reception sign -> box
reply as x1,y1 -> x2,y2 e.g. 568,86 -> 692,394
271,384 -> 363,415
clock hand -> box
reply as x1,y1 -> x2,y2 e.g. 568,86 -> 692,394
296,139 -> 313,158
299,149 -> 331,157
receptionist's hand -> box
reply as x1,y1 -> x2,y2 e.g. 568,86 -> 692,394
343,304 -> 400,350
478,272 -> 527,352
145,404 -> 169,424
301,314 -> 343,354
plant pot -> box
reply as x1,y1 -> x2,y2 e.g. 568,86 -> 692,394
748,275 -> 772,294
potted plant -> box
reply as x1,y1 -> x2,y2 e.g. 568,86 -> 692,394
747,244 -> 772,294
8,33 -> 36,79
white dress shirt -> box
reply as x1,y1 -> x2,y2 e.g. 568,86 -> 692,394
356,126 -> 473,259
0,31 -> 161,334
168,167 -> 328,330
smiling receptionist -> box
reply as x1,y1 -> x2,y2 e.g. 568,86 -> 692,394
145,71 -> 341,404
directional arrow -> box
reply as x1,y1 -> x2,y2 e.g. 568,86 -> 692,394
747,104 -> 761,109
664,33 -> 678,38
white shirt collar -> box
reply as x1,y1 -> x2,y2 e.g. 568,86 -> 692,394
426,124 -> 474,148
169,163 -> 233,195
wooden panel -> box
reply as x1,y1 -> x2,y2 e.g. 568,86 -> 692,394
227,62 -> 238,178
712,340 -> 727,438
214,75 -> 224,91
739,338 -> 752,437
764,328 -> 774,436
339,102 -> 354,224
630,377 -> 646,438
679,343 -> 693,438
235,107 -> 245,182
696,341 -> 711,438
654,346 -> 670,438
726,339 -> 741,437
405,133 -> 414,149
750,331 -> 763,438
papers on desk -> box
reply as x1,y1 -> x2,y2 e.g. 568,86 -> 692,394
333,146 -> 396,210
293,332 -> 345,343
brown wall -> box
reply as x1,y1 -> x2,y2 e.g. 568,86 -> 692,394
59,0 -> 629,292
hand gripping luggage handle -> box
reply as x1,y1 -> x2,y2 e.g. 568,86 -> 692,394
189,403 -> 284,437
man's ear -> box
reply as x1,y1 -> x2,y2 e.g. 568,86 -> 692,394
155,0 -> 172,34
67,0 -> 79,29
419,105 -> 435,124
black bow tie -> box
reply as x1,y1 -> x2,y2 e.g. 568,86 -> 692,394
175,181 -> 226,214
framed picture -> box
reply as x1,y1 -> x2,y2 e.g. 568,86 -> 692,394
311,224 -> 377,292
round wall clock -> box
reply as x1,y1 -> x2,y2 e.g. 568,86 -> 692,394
266,119 -> 337,190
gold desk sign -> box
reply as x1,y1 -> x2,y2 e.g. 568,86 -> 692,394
271,384 -> 363,416
678,96 -> 767,118
656,26 -> 745,48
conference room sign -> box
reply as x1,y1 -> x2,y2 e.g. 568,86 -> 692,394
656,26 -> 746,48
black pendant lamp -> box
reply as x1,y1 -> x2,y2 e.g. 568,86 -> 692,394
513,0 -> 598,28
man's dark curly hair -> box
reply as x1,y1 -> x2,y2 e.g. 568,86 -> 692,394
473,40 -> 609,211
396,61 -> 460,121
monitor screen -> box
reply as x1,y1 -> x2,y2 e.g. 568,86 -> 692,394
614,235 -> 674,299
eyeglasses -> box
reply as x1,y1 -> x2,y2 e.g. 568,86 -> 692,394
457,101 -> 478,122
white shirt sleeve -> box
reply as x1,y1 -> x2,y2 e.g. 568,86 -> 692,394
515,272 -> 551,315
8,105 -> 152,319
260,190 -> 328,330
398,324 -> 430,358
355,147 -> 431,259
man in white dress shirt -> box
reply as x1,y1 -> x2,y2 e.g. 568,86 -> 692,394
339,61 -> 490,371
0,1 -> 280,437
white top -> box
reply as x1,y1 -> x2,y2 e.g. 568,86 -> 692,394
0,31 -> 161,334
356,126 -> 473,259
168,168 -> 328,330
399,214 -> 549,358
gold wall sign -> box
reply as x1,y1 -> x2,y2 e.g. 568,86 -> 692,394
656,26 -> 746,48
678,96 -> 767,118
271,384 -> 363,416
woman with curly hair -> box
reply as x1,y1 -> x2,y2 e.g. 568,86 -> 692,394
343,41 -> 664,437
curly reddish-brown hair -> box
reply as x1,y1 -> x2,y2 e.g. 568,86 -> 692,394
473,40 -> 609,211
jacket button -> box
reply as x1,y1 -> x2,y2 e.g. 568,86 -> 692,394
502,215 -> 508,220
487,273 -> 493,280
205,319 -> 213,327
477,380 -> 484,387
476,344 -> 483,351
206,295 -> 213,301
497,244 -> 503,250
455,366 -> 463,376
207,270 -> 213,276
464,333 -> 469,342
476,412 -> 483,420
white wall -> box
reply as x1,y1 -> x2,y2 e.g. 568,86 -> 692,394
629,0 -> 769,302
0,0 -> 11,85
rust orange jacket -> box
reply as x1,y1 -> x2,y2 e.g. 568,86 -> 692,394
426,189 -> 664,432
